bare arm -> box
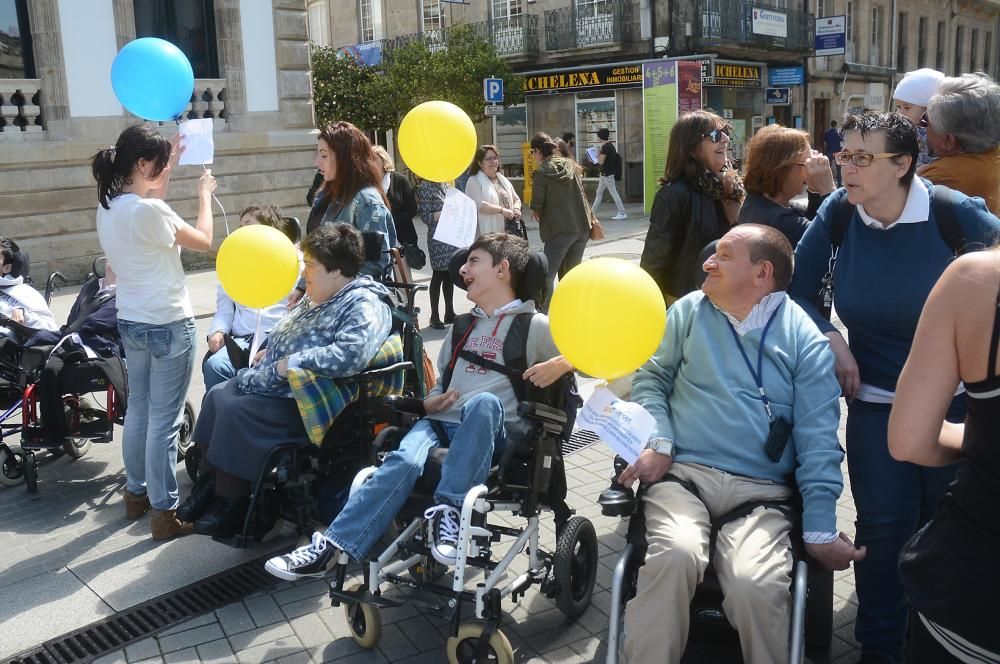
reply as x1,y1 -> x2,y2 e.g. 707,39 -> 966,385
174,170 -> 217,252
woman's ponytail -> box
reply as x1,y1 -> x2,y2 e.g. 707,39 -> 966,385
91,148 -> 120,210
91,124 -> 171,209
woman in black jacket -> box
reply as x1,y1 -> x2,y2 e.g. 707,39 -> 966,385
640,110 -> 744,305
373,145 -> 420,262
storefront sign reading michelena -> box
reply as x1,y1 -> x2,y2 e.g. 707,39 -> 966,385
523,64 -> 644,93
705,63 -> 763,88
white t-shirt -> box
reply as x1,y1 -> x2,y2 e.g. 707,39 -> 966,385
95,193 -> 193,324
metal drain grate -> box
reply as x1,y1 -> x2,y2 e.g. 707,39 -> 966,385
8,553 -> 278,664
564,428 -> 601,456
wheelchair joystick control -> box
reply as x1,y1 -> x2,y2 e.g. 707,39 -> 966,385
597,455 -> 636,517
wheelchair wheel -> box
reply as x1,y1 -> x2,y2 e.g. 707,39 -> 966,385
805,563 -> 835,654
0,445 -> 26,487
343,582 -> 382,649
446,623 -> 514,664
184,443 -> 202,482
176,400 -> 196,462
62,437 -> 92,459
553,516 -> 598,619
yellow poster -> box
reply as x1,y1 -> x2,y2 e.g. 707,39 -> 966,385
522,141 -> 535,206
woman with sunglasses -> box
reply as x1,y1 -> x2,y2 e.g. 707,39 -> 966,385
640,110 -> 745,305
738,124 -> 836,247
789,111 -> 1000,664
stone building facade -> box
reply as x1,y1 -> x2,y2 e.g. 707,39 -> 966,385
0,0 -> 317,281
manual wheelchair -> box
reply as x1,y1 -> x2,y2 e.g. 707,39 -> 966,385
0,257 -> 197,493
598,456 -> 834,664
325,250 -> 598,664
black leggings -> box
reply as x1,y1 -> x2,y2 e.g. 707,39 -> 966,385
429,269 -> 454,319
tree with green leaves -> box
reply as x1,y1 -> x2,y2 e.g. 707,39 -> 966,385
310,44 -> 395,132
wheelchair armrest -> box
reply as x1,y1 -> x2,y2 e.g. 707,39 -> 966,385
517,401 -> 567,434
20,345 -> 53,373
339,361 -> 414,384
383,394 -> 426,416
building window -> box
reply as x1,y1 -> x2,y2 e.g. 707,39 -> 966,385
816,0 -> 826,18
846,1 -> 853,42
576,94 -> 617,178
359,0 -> 383,42
917,16 -> 927,68
493,104 -> 526,178
971,29 -> 979,71
0,0 -> 33,78
134,0 -> 218,78
954,26 -> 964,76
307,1 -> 330,47
896,12 -> 907,72
936,21 -> 946,70
871,6 -> 882,66
492,0 -> 524,20
985,32 -> 993,74
421,0 -> 443,33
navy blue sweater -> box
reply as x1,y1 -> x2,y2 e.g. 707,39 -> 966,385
789,182 -> 1000,392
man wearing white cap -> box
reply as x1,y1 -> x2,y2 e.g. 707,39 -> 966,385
893,68 -> 944,167
918,72 -> 1000,215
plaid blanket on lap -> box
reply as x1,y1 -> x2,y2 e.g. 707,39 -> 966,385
287,334 -> 405,446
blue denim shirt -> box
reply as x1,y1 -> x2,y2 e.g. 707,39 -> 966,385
311,186 -> 397,279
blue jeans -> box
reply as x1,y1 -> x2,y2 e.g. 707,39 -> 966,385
202,335 -> 250,391
323,393 -> 506,560
846,396 -> 965,662
119,318 -> 196,510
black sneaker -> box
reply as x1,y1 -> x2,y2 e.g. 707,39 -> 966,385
264,532 -> 338,581
424,504 -> 461,565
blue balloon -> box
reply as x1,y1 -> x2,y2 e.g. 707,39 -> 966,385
111,38 -> 194,121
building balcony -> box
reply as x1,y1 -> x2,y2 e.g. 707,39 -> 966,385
0,79 -> 43,139
384,15 -> 540,61
690,0 -> 813,54
544,0 -> 635,52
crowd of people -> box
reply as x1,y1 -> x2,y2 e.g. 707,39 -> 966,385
0,65 -> 990,664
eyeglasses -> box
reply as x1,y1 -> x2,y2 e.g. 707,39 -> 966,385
703,126 -> 733,143
919,111 -> 929,128
833,151 -> 903,167
482,156 -> 500,163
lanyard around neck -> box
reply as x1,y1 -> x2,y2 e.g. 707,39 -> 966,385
725,307 -> 781,423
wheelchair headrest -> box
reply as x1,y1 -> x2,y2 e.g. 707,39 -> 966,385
448,248 -> 549,305
282,217 -> 302,244
92,256 -> 108,279
4,239 -> 30,282
694,240 -> 717,289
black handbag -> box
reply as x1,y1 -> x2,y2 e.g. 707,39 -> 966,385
401,243 -> 426,270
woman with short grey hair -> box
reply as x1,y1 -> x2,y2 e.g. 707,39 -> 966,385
919,72 -> 1000,214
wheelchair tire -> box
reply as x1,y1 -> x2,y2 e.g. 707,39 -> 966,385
343,582 -> 382,649
447,623 -> 514,664
24,455 -> 37,493
184,443 -> 202,482
0,445 -> 26,486
805,564 -> 835,654
176,400 -> 196,462
553,515 -> 598,619
62,438 -> 91,459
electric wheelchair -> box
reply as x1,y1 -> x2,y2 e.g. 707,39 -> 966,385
0,256 -> 196,492
325,250 -> 598,664
598,456 -> 835,663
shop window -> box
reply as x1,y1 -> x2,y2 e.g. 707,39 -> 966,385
359,0 -> 383,43
0,0 -> 34,78
494,104 -> 526,178
307,1 -> 331,47
134,0 -> 218,78
576,94 -> 616,178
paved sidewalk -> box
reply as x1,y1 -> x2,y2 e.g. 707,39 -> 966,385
0,202 -> 864,663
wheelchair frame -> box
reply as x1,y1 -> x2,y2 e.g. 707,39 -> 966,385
327,399 -> 599,664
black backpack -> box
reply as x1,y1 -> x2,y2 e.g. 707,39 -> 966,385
440,312 -> 582,441
818,185 -> 966,320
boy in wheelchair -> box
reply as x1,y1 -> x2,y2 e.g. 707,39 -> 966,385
265,232 -> 573,579
613,225 -> 864,664
0,237 -> 59,338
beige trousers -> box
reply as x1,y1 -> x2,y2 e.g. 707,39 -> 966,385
623,462 -> 794,664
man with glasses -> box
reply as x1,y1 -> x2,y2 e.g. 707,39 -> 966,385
917,73 -> 1000,214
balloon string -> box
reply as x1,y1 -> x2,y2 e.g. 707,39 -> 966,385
203,164 -> 229,236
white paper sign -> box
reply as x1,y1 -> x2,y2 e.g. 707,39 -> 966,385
586,146 -> 600,164
577,387 -> 656,464
178,118 -> 215,165
433,186 -> 478,248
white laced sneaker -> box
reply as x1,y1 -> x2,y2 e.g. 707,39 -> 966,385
424,504 -> 461,565
612,212 -> 628,220
264,532 -> 338,581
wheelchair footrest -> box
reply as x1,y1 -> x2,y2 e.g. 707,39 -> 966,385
328,585 -> 401,610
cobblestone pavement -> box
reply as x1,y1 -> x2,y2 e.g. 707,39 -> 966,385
1,203 -> 864,663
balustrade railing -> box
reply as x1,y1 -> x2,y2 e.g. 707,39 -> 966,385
544,0 -> 634,51
0,79 -> 42,135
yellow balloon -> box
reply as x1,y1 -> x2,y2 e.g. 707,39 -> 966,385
548,258 -> 666,380
216,225 -> 299,309
398,100 -> 478,182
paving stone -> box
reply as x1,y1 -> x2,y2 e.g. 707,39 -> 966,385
162,648 -> 200,664
229,622 -> 297,652
155,624 -> 226,654
194,638 -> 236,664
277,651 -> 316,664
156,613 -> 220,637
373,624 -> 412,661
92,651 -> 128,664
281,594 -> 330,620
272,578 -> 329,606
235,634 -> 305,664
289,612 -> 335,649
125,637 -> 161,662
245,593 -> 287,628
216,601 -> 256,636
132,657 -> 165,664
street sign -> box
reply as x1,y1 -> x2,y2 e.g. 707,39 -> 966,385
767,65 -> 804,86
484,77 -> 504,103
765,87 -> 791,105
485,104 -> 504,117
815,16 -> 846,56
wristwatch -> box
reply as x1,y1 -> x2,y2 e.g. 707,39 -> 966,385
647,437 -> 675,457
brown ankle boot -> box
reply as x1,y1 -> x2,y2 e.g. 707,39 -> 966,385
124,490 -> 150,520
150,509 -> 194,541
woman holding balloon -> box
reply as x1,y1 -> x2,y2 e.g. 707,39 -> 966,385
297,122 -> 397,301
92,123 -> 216,541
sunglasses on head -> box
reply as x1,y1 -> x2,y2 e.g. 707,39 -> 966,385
703,126 -> 733,143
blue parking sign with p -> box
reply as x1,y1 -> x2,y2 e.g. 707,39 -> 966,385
484,78 -> 504,103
